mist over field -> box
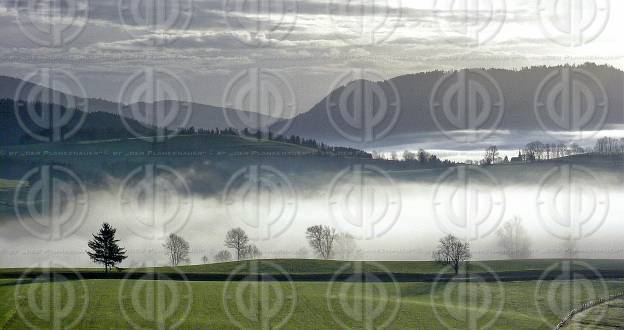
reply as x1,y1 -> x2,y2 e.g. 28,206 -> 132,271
1,161 -> 622,268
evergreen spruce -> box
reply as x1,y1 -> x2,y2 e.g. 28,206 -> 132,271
86,223 -> 127,273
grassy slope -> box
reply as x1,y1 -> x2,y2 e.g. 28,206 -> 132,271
173,259 -> 624,275
0,134 -> 318,158
2,259 -> 624,276
1,278 -> 623,329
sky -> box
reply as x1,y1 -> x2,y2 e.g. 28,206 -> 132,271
1,0 -> 624,113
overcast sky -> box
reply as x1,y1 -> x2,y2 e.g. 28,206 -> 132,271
1,0 -> 623,112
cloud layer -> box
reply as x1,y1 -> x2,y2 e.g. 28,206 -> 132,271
0,0 -> 623,110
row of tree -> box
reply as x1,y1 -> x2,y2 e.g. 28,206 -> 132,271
87,217 -> 532,275
85,224 -> 264,271
177,126 -> 373,158
594,137 -> 624,154
371,149 -> 455,167
521,141 -> 584,161
478,141 -> 586,165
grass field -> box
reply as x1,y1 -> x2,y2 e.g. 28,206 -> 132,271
1,258 -> 623,276
0,134 -> 317,162
1,259 -> 623,329
2,278 -> 623,329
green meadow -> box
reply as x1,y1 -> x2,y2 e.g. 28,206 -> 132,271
1,259 -> 623,329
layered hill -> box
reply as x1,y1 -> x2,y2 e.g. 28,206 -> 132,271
271,63 -> 624,146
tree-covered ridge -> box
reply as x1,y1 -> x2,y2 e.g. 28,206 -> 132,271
0,99 -> 161,145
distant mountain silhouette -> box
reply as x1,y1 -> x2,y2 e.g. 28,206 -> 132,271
3,63 -> 623,148
0,75 -> 281,133
271,63 -> 624,146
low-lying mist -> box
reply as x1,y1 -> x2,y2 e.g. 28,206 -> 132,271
2,161 -> 623,269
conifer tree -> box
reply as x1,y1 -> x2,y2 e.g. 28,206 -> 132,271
87,223 -> 127,273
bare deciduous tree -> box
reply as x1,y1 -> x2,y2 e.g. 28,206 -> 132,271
164,233 -> 190,267
483,146 -> 499,165
305,225 -> 337,259
496,217 -> 531,259
243,244 -> 262,260
225,228 -> 249,260
433,234 -> 471,274
333,233 -> 362,260
214,250 -> 232,262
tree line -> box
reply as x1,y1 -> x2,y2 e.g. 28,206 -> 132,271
87,217 -> 532,275
477,141 -> 586,165
178,126 -> 373,158
371,149 -> 455,167
594,137 -> 624,155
